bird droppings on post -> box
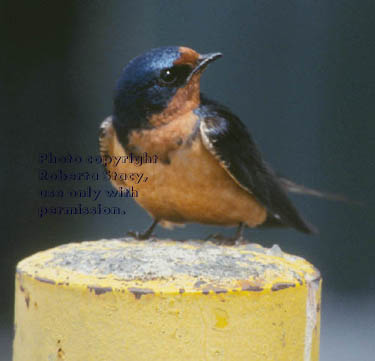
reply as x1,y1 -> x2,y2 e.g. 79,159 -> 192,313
19,238 -> 318,289
14,239 -> 321,298
14,238 -> 322,361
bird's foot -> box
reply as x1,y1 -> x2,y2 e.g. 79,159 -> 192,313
126,230 -> 155,240
205,233 -> 244,246
205,223 -> 246,246
125,219 -> 159,241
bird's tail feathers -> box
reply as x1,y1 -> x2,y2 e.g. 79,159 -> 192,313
279,177 -> 362,205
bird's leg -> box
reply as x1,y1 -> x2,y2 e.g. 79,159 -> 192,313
205,223 -> 245,245
226,222 -> 245,245
127,219 -> 159,240
204,232 -> 224,241
233,222 -> 245,241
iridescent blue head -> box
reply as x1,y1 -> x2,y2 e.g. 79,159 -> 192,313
113,46 -> 222,141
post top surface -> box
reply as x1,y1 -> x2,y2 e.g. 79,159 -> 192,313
17,239 -> 320,294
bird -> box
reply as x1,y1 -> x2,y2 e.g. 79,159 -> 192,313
99,46 -> 346,243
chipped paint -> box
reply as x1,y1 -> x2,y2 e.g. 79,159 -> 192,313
241,285 -> 264,292
87,285 -> 112,295
304,275 -> 321,361
128,287 -> 154,299
213,287 -> 227,294
57,347 -> 65,360
271,282 -> 296,291
194,280 -> 206,287
24,239 -> 318,290
13,239 -> 321,361
35,276 -> 56,285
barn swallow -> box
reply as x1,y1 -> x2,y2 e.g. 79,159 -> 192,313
99,46 -> 344,242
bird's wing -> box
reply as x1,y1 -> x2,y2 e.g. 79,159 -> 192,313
99,115 -> 121,182
99,116 -> 116,160
197,96 -> 315,233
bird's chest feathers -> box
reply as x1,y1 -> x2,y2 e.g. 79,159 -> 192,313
110,110 -> 205,200
126,111 -> 199,163
109,112 -> 205,206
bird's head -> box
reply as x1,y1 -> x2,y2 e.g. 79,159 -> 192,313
114,46 -> 222,126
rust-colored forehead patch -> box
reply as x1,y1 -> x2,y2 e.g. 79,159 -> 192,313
174,46 -> 200,66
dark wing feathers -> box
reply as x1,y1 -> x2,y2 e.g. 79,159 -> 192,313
197,95 -> 315,234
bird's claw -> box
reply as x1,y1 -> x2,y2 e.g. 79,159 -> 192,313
126,230 -> 155,240
204,233 -> 222,241
205,233 -> 243,246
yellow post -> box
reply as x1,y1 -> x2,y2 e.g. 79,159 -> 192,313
13,239 -> 321,361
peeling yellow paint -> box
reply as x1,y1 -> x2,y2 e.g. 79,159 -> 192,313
13,239 -> 321,361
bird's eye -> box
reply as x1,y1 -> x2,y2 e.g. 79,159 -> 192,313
159,68 -> 178,85
158,65 -> 192,87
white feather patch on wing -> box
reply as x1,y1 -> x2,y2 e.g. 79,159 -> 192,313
99,116 -> 115,157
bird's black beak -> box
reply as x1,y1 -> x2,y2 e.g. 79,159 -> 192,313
187,52 -> 222,82
196,52 -> 223,71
